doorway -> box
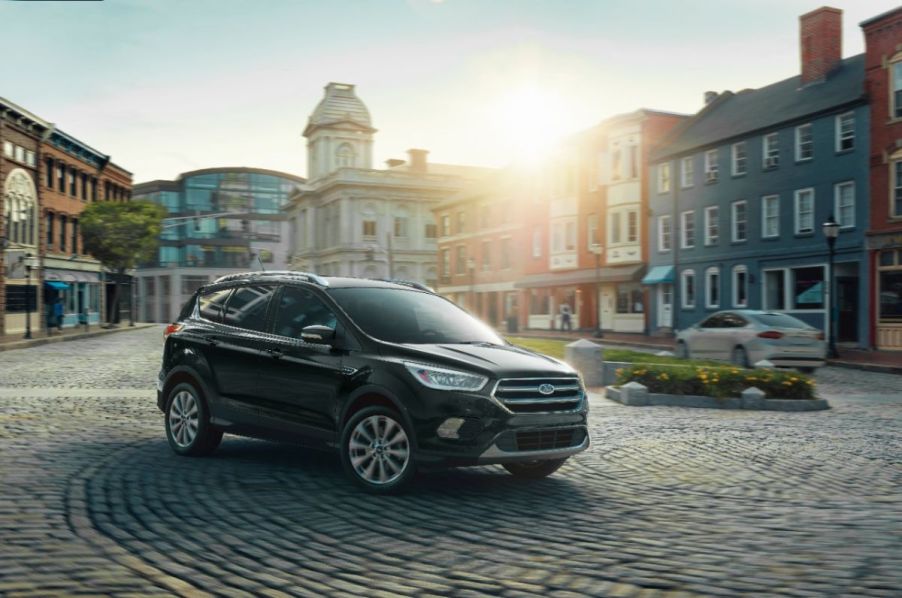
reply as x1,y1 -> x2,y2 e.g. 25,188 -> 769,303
657,284 -> 673,328
836,276 -> 858,343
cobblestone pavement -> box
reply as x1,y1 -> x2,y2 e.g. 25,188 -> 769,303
1,327 -> 900,597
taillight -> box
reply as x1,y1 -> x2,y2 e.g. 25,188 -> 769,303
757,330 -> 784,339
816,331 -> 825,340
164,323 -> 184,338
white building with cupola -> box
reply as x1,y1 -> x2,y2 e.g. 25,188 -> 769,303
285,82 -> 492,287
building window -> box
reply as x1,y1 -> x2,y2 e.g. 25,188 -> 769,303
611,144 -> 622,182
71,218 -> 79,255
795,124 -> 813,161
877,249 -> 902,323
834,181 -> 855,228
794,188 -> 815,235
24,150 -> 35,167
335,143 -> 355,168
628,143 -> 639,179
893,61 -> 902,119
762,194 -> 780,238
705,267 -> 720,309
680,210 -> 695,248
456,211 -> 466,234
57,163 -> 65,191
704,149 -> 718,183
455,246 -> 467,274
564,221 -> 576,251
91,177 -> 98,202
393,216 -> 408,237
362,220 -> 376,237
424,223 -> 437,239
658,215 -> 671,251
732,200 -> 747,242
733,265 -> 748,308
610,212 -> 621,244
59,215 -> 67,252
500,237 -> 512,269
731,142 -> 747,176
587,215 -> 598,249
681,270 -> 696,309
14,145 -> 24,162
894,160 -> 902,218
440,249 -> 450,277
704,206 -> 719,246
46,212 -> 54,247
762,133 -> 779,169
836,112 -> 855,152
2,141 -> 12,157
627,210 -> 638,243
69,167 -> 77,195
481,240 -> 491,271
658,163 -> 670,193
680,156 -> 694,188
793,266 -> 825,309
616,284 -> 644,314
45,158 -> 54,187
81,173 -> 88,200
441,215 -> 450,237
532,226 -> 542,258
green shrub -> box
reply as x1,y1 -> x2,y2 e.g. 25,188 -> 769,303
614,364 -> 816,400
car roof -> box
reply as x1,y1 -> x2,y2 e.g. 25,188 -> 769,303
209,271 -> 430,292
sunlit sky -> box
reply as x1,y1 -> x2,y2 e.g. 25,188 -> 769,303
1,0 -> 896,183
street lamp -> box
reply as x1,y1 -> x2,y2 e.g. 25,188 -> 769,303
466,257 -> 476,312
590,243 -> 604,338
23,253 -> 38,339
822,215 -> 840,358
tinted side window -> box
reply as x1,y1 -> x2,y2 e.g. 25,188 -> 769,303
222,285 -> 276,332
273,286 -> 337,339
198,288 -> 233,323
700,314 -> 724,328
721,313 -> 748,328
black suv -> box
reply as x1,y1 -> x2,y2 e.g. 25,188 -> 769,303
158,271 -> 589,492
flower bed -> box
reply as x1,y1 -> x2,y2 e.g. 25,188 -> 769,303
614,364 -> 816,400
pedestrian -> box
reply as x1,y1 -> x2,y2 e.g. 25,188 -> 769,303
54,298 -> 64,334
560,302 -> 572,332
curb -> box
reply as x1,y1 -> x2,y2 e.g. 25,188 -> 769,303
605,386 -> 831,411
826,360 -> 901,375
0,324 -> 157,353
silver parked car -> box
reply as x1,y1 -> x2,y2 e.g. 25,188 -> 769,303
675,310 -> 826,371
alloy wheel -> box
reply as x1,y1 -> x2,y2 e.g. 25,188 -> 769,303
168,390 -> 199,448
348,414 -> 410,485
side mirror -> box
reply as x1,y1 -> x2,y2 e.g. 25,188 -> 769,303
300,325 -> 335,345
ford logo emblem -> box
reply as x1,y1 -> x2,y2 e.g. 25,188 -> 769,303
538,383 -> 555,395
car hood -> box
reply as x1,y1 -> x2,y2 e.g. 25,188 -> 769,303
394,342 -> 577,378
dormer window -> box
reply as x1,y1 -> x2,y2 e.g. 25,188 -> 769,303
336,143 -> 356,168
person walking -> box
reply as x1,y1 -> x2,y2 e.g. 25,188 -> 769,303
53,298 -> 64,335
560,302 -> 573,332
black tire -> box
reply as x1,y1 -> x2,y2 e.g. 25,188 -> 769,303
164,382 -> 223,457
503,458 -> 568,479
675,341 -> 690,360
732,346 -> 750,368
340,406 -> 416,494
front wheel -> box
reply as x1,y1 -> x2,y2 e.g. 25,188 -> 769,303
164,382 -> 222,456
503,458 -> 568,479
341,406 -> 416,494
675,341 -> 690,359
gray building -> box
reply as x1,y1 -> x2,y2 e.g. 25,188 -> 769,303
645,8 -> 870,347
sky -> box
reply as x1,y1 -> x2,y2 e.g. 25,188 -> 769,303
1,0 -> 896,183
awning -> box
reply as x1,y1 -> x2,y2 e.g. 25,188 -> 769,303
44,268 -> 101,283
44,281 -> 70,290
641,265 -> 674,285
514,264 -> 645,289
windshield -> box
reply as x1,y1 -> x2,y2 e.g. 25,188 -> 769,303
749,312 -> 812,329
328,287 -> 505,345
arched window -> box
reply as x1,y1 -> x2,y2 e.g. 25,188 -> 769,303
705,266 -> 720,309
336,143 -> 356,168
732,265 -> 749,308
3,168 -> 38,247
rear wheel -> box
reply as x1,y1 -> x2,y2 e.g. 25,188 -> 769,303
731,346 -> 750,368
164,382 -> 222,456
675,341 -> 690,359
341,406 -> 416,494
503,458 -> 568,479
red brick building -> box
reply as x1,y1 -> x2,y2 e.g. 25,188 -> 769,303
862,6 -> 902,349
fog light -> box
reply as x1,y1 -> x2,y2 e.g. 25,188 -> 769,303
437,417 -> 465,439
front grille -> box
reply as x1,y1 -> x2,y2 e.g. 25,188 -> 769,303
493,377 -> 583,413
516,427 -> 582,451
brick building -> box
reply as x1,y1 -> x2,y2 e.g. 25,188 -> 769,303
862,6 -> 902,350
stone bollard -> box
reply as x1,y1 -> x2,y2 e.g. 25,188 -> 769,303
741,386 -> 766,410
754,359 -> 775,370
620,381 -> 649,406
565,339 -> 604,387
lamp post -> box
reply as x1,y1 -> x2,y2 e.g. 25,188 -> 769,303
590,242 -> 604,338
23,254 -> 38,339
822,215 -> 840,358
466,257 -> 476,313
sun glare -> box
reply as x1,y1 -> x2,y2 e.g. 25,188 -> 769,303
495,87 -> 571,165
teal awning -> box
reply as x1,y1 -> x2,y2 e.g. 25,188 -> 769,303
641,265 -> 674,285
44,281 -> 70,290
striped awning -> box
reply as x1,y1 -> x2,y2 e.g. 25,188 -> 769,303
641,265 -> 674,285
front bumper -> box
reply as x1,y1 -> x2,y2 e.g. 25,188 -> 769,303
478,433 -> 590,464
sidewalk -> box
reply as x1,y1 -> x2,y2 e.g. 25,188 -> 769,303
510,329 -> 902,374
0,322 -> 157,353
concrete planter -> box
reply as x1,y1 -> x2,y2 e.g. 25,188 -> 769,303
605,384 -> 830,411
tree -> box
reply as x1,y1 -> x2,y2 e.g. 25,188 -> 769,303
81,200 -> 167,325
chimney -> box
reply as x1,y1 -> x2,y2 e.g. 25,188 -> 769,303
407,148 -> 429,173
799,7 -> 843,85
703,91 -> 718,105
385,158 -> 405,168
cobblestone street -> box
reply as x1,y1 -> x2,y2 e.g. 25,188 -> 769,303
1,327 -> 900,597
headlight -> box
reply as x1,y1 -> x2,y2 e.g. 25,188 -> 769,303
404,362 -> 488,391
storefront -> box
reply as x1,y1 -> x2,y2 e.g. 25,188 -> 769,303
43,268 -> 101,329
874,246 -> 902,350
642,265 -> 674,335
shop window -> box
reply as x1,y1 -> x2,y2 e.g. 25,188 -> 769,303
792,266 -> 824,310
878,250 -> 902,322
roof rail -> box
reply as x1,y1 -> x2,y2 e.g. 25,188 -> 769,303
212,270 -> 329,286
370,278 -> 434,293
